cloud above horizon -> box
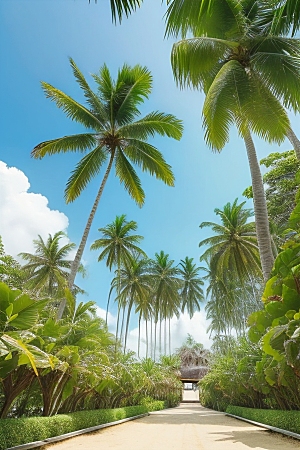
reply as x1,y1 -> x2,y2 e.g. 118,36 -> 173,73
97,306 -> 212,358
0,161 -> 69,258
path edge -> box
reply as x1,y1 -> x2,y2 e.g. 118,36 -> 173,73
5,412 -> 150,450
225,412 -> 300,441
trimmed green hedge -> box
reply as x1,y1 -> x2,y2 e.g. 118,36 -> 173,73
0,404 -> 164,449
226,406 -> 300,435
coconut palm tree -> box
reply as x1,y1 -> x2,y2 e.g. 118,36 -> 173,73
179,257 -> 204,319
91,214 -> 146,340
199,199 -> 262,283
19,232 -> 83,297
166,0 -> 300,280
114,257 -> 152,352
149,251 -> 181,358
32,60 -> 183,317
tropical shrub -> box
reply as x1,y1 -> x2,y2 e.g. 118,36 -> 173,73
226,406 -> 300,434
0,405 -> 149,449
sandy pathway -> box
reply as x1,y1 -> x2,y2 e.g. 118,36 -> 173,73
45,404 -> 300,450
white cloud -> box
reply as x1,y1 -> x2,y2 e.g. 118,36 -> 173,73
0,161 -> 69,258
99,307 -> 212,359
95,306 -> 117,329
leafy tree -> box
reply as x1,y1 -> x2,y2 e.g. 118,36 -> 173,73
91,214 -> 146,339
179,257 -> 204,318
199,199 -> 262,282
19,232 -> 83,302
166,0 -> 300,280
32,59 -> 183,316
0,237 -> 25,290
244,151 -> 300,230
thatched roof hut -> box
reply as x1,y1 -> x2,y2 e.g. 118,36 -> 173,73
180,365 -> 208,382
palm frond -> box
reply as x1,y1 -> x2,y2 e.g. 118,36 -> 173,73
65,146 -> 107,203
32,134 -> 97,159
123,139 -> 175,186
41,82 -> 103,130
115,149 -> 145,206
119,111 -> 183,140
171,37 -> 237,89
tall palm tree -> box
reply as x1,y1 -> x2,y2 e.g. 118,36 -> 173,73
150,251 -> 181,358
32,60 -> 183,317
19,232 -> 83,297
166,0 -> 300,280
114,257 -> 152,352
199,199 -> 262,282
90,214 -> 146,339
179,257 -> 204,319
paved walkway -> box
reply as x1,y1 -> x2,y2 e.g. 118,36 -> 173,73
45,404 -> 299,450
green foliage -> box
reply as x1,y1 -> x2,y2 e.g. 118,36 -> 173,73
243,151 -> 300,230
226,406 -> 300,434
19,232 -> 84,297
0,237 -> 26,290
33,60 -> 183,207
0,405 -> 150,449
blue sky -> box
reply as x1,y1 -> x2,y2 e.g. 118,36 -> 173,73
0,0 -> 296,351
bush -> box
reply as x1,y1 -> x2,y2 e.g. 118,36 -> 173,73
0,405 -> 150,449
139,397 -> 165,411
226,406 -> 300,434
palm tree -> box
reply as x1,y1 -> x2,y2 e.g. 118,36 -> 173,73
179,257 -> 204,319
19,232 -> 83,297
90,214 -> 146,340
166,0 -> 300,280
32,60 -> 183,317
114,257 -> 152,352
150,251 -> 181,358
199,199 -> 262,283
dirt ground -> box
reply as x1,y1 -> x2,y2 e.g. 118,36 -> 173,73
45,404 -> 300,450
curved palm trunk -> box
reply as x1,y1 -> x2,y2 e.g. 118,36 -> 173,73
57,151 -> 115,320
105,284 -> 114,326
120,303 -> 126,344
124,298 -> 134,352
244,130 -> 274,281
286,128 -> 300,161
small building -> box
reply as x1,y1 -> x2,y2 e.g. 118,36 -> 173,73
180,366 -> 208,402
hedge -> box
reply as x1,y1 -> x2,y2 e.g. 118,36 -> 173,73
226,406 -> 300,435
0,403 -> 165,449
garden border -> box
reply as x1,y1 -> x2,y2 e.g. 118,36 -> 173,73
226,412 -> 300,441
5,412 -> 149,450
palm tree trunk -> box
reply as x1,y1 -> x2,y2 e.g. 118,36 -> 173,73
286,128 -> 300,161
164,318 -> 167,355
120,303 -> 126,344
154,321 -> 157,361
244,130 -> 274,281
150,318 -> 153,359
57,151 -> 115,319
105,284 -> 114,326
124,299 -> 134,352
138,316 -> 141,358
146,319 -> 148,359
169,317 -> 171,356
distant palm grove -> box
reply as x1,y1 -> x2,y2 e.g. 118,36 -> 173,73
1,0 -> 300,442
